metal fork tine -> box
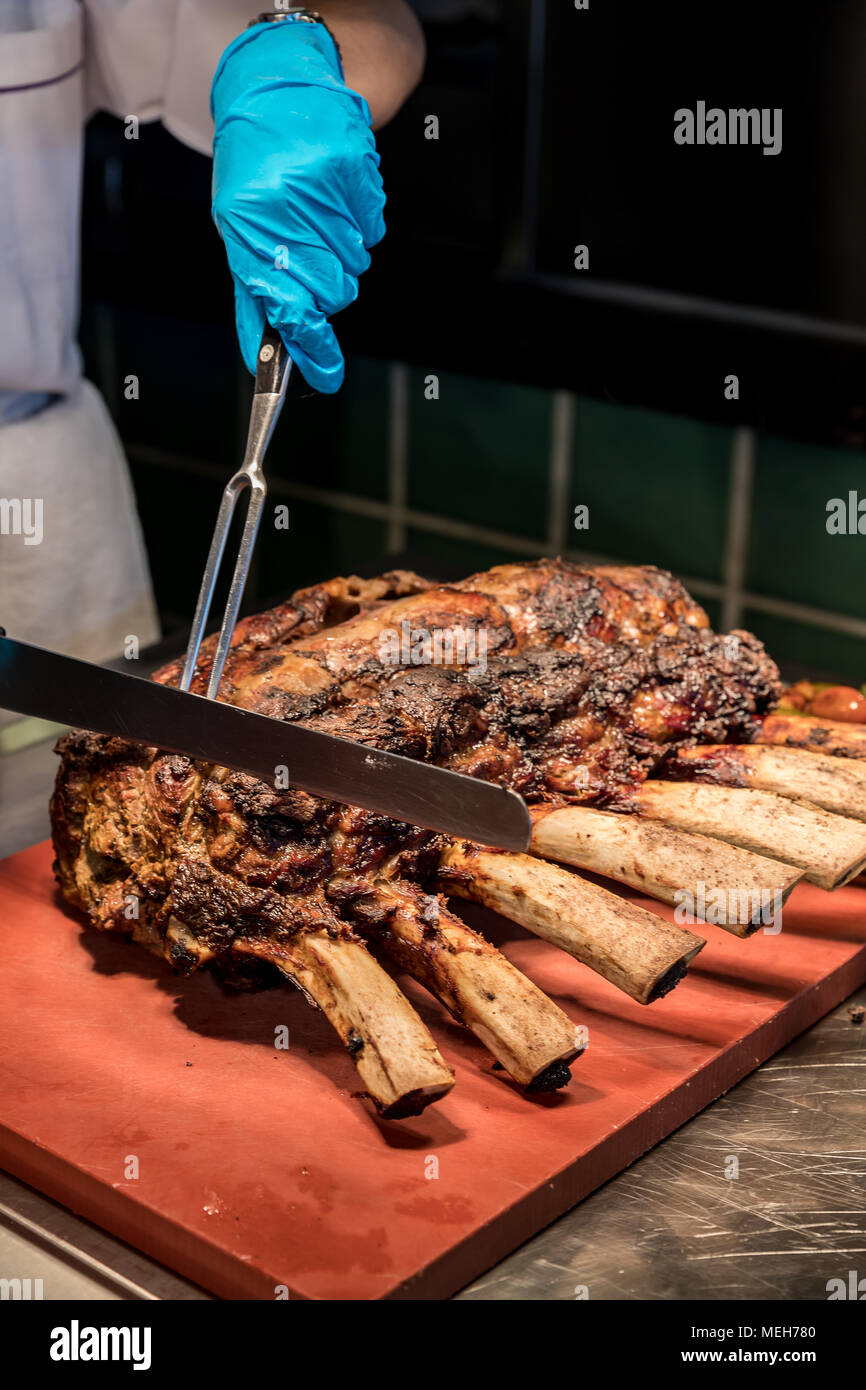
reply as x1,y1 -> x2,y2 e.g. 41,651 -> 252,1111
178,326 -> 292,699
178,480 -> 242,694
204,481 -> 267,700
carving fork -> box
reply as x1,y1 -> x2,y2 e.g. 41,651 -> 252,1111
179,326 -> 292,698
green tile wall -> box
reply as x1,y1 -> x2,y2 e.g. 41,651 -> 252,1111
404,529 -> 527,583
742,610 -> 866,685
128,454 -> 227,619
569,398 -> 731,582
747,436 -> 866,620
81,296 -> 866,686
106,336 -> 389,619
256,502 -> 387,598
129,455 -> 387,620
407,370 -> 551,541
698,596 -> 722,631
267,356 -> 390,500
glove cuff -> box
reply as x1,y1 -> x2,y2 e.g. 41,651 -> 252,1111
253,11 -> 342,58
248,11 -> 344,68
211,14 -> 346,122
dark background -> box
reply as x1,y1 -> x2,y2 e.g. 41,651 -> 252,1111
78,0 -> 866,677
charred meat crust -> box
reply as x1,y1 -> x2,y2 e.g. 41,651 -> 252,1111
51,560 -> 781,981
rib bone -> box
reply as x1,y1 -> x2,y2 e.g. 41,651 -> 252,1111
341,876 -> 585,1089
757,712 -> 866,760
632,781 -> 866,891
529,805 -> 802,936
233,930 -> 455,1119
668,744 -> 866,823
438,845 -> 705,1004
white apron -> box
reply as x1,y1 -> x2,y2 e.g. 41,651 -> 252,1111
0,380 -> 159,655
0,0 -> 160,673
0,0 -> 254,684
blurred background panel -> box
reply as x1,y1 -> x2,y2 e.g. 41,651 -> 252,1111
79,0 -> 866,678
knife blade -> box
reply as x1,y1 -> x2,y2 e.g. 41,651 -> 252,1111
0,636 -> 532,850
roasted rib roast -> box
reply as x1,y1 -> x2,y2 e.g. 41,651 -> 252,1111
50,561 -> 781,1116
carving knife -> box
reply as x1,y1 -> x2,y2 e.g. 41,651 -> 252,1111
0,635 -> 532,850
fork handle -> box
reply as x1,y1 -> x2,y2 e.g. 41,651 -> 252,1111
255,322 -> 292,398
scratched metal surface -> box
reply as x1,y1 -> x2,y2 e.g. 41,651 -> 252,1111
1,730 -> 864,1301
458,986 -> 866,1301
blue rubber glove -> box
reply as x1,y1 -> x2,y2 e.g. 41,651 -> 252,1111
211,18 -> 386,392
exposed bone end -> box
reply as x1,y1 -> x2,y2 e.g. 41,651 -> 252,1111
633,781 -> 866,892
529,1059 -> 575,1092
438,844 -> 705,1005
757,711 -> 866,760
530,804 -> 802,938
164,916 -> 217,971
668,743 -> 866,825
344,877 -> 584,1090
649,955 -> 691,1000
234,930 -> 455,1118
379,1086 -> 454,1121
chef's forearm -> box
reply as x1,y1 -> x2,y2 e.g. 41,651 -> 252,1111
314,0 -> 426,127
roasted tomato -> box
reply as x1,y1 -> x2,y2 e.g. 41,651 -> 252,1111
810,686 -> 866,722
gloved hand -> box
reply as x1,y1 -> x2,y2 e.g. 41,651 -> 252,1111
211,18 -> 386,393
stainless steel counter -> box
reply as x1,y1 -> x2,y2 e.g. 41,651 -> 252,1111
1,728 -> 864,1301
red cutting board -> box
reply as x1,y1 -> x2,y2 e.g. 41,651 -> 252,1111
1,840 -> 865,1300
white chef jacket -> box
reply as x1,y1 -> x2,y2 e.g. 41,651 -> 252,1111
0,0 -> 252,667
0,0 -> 253,406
